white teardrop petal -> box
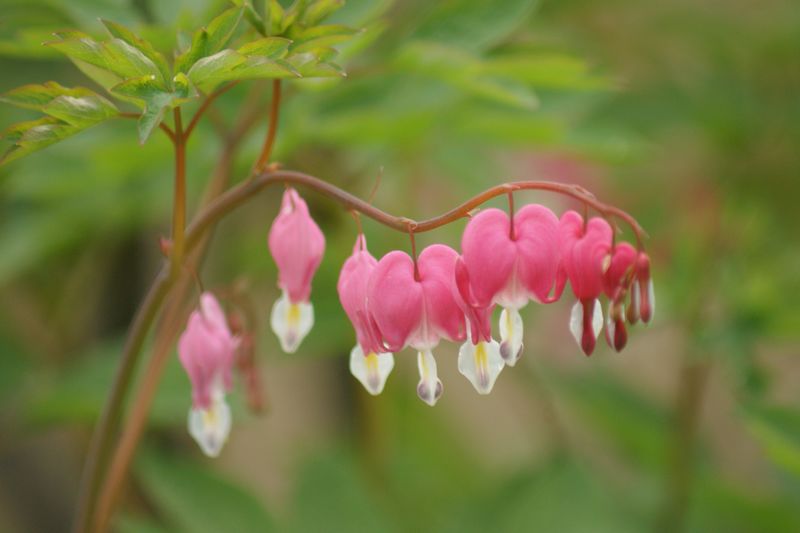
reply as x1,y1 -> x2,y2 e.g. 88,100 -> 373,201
647,278 -> 656,322
349,345 -> 394,395
591,298 -> 603,338
458,340 -> 505,395
188,394 -> 231,458
270,289 -> 314,353
569,300 -> 583,348
416,349 -> 443,407
498,307 -> 524,366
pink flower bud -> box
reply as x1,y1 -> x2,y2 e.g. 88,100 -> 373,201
268,188 -> 325,353
178,293 -> 239,457
635,252 -> 655,323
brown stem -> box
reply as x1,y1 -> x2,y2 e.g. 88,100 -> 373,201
184,82 -> 239,140
253,80 -> 282,173
171,109 -> 186,277
118,113 -> 176,143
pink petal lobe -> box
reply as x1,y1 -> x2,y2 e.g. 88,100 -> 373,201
461,209 -> 516,307
367,251 -> 423,352
514,204 -> 561,303
337,235 -> 384,354
559,211 -> 613,300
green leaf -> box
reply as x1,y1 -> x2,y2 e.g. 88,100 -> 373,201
46,33 -> 165,88
230,0 -> 267,35
112,74 -> 195,143
266,0 -> 285,35
0,83 -> 119,165
1,82 -> 98,110
175,7 -> 244,74
412,0 -> 538,52
42,94 -> 119,127
238,37 -> 292,59
288,51 -> 346,78
302,0 -> 346,26
290,24 -> 359,53
188,49 -> 299,92
100,19 -> 172,84
480,53 -> 612,90
136,451 -> 273,533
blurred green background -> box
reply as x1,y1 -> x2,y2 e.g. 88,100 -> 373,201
2,0 -> 800,532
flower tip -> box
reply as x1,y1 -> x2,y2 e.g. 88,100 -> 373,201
349,346 -> 394,396
188,397 -> 231,458
417,379 -> 443,406
416,349 -> 443,406
270,291 -> 314,353
459,340 -> 504,394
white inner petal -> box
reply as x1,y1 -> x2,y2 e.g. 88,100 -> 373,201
188,383 -> 231,458
416,349 -> 443,407
591,298 -> 603,338
270,289 -> 314,353
631,283 -> 641,321
605,301 -> 615,347
458,340 -> 505,395
569,301 -> 583,348
646,278 -> 656,323
498,307 -> 524,366
349,345 -> 394,395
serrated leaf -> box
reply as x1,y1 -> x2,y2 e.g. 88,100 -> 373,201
302,0 -> 345,26
230,0 -> 267,35
187,50 -> 248,92
233,56 -> 300,80
0,83 -> 119,165
101,19 -> 172,84
175,7 -> 244,74
287,52 -> 346,78
0,82 -> 95,110
111,75 -> 195,143
42,94 -> 118,127
46,34 -> 164,88
238,37 -> 292,59
266,0 -> 285,35
290,24 -> 359,53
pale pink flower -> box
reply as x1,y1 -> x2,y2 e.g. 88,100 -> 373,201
337,235 -> 394,395
367,244 -> 466,406
460,205 -> 563,365
559,210 -> 613,356
602,242 -> 637,351
268,188 -> 325,353
178,292 -> 239,457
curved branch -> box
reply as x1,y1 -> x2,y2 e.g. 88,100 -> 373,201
186,170 -> 647,250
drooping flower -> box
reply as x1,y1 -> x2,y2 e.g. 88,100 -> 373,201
367,244 -> 466,406
559,211 -> 614,356
337,234 -> 394,395
460,204 -> 563,366
634,251 -> 655,324
268,188 -> 325,353
178,292 -> 239,457
453,257 -> 505,394
602,242 -> 637,351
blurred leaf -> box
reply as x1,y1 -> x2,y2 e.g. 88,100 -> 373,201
744,404 -> 800,479
481,53 -> 613,91
230,0 -> 267,36
412,0 -> 538,52
302,0 -> 346,26
115,514 -> 171,533
289,24 -> 360,54
136,450 -> 273,533
287,450 -> 396,532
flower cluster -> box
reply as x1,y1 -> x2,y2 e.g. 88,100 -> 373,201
177,187 -> 653,455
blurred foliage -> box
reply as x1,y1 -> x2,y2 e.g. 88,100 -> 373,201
1,0 -> 799,532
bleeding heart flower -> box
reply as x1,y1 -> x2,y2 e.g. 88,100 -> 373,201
633,251 -> 655,324
559,210 -> 614,356
268,188 -> 325,353
337,234 -> 394,395
460,204 -> 563,365
178,292 -> 239,457
453,257 -> 505,395
368,244 -> 466,406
